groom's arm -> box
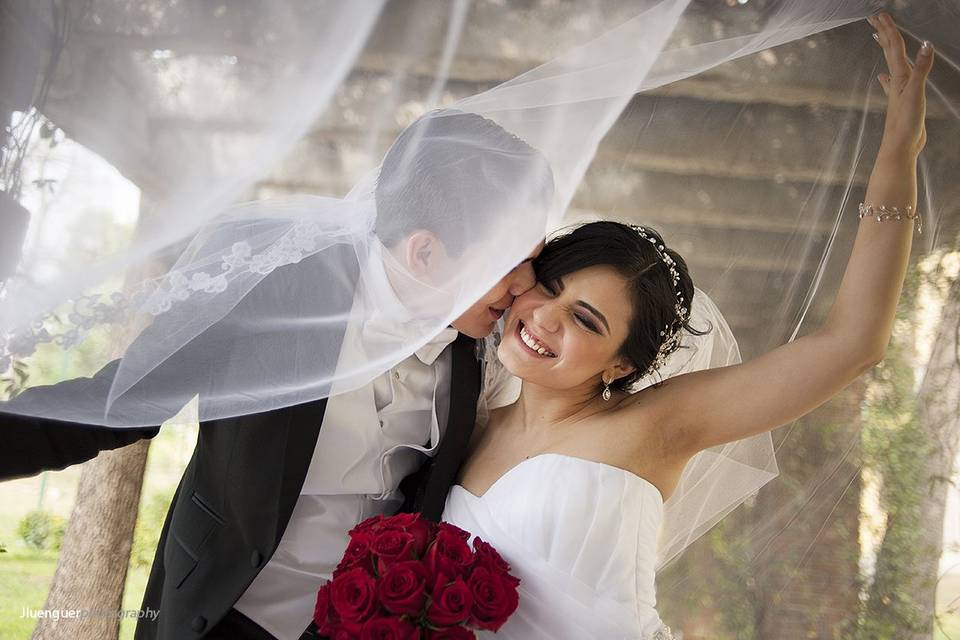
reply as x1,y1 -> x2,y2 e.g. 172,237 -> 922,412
0,229 -> 360,481
0,221 -> 279,481
0,360 -> 160,481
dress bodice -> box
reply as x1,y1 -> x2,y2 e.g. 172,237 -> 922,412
441,453 -> 673,639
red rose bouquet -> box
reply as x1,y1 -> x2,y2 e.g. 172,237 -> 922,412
314,513 -> 520,639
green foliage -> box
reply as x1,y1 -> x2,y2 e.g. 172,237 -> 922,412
130,490 -> 175,569
0,359 -> 30,400
847,265 -> 937,638
705,517 -> 760,639
16,510 -> 66,551
656,512 -> 759,639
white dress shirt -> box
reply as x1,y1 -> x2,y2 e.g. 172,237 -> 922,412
234,241 -> 520,639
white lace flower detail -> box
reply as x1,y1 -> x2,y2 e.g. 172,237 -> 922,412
1,220 -> 332,372
223,241 -> 252,270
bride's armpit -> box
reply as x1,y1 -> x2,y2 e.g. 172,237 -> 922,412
595,395 -> 694,495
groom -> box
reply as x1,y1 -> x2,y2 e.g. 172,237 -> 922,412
0,111 -> 553,639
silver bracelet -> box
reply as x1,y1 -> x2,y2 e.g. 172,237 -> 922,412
858,202 -> 922,235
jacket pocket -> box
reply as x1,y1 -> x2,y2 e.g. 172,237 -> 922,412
164,491 -> 223,589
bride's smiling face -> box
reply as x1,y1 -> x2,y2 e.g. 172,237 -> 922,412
498,265 -> 637,390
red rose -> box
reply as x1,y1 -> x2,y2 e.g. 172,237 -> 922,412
466,566 -> 519,631
425,530 -> 474,580
429,627 -> 475,639
330,567 -> 379,623
359,615 -> 420,640
387,512 -> 435,556
328,622 -> 363,640
330,624 -> 365,640
378,560 -> 429,615
470,539 -> 519,588
314,582 -> 336,633
427,576 -> 474,627
350,514 -> 386,537
372,528 -> 417,573
334,532 -> 375,577
371,529 -> 417,560
437,522 -> 470,541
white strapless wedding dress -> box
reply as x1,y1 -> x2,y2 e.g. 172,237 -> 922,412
441,453 -> 674,639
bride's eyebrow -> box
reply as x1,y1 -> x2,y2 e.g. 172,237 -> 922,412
576,300 -> 609,333
554,276 -> 609,331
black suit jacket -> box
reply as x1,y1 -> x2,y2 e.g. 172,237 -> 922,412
0,243 -> 483,640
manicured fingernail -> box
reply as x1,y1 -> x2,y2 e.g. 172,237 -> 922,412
921,40 -> 932,53
872,33 -> 880,42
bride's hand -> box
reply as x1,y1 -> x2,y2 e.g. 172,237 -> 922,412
868,12 -> 933,157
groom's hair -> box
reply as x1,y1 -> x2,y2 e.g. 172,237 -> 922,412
534,221 -> 709,391
375,109 -> 554,256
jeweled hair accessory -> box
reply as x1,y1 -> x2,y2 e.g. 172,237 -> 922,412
631,225 -> 690,380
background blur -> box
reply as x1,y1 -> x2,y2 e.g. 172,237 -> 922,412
2,1 -> 960,638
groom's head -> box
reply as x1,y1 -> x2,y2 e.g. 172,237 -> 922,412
375,109 -> 554,338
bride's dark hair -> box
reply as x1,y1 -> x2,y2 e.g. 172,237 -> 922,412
533,221 -> 709,391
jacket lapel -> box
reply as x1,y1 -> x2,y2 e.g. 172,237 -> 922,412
273,398 -> 330,541
416,333 -> 482,521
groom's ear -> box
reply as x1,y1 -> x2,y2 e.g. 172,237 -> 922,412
402,230 -> 443,276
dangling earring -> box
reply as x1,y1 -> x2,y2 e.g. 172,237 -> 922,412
602,377 -> 612,402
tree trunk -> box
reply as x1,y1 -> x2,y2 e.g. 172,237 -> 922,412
32,195 -> 163,640
31,441 -> 151,640
863,262 -> 960,640
909,270 -> 960,639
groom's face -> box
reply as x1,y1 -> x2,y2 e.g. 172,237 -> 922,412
450,241 -> 544,338
387,233 -> 543,339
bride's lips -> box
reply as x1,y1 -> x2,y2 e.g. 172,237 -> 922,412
515,320 -> 557,358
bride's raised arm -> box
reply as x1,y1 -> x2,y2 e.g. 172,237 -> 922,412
652,13 -> 934,457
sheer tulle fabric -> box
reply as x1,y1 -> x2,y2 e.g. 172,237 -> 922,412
2,1 -> 959,627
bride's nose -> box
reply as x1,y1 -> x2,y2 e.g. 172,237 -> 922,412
531,301 -> 560,333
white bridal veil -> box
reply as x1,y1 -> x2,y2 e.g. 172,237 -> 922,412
2,0 -> 959,629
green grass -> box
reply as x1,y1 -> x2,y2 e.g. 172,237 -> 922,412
0,422 -> 195,639
0,546 -> 151,640
119,562 -> 151,640
0,548 -> 59,639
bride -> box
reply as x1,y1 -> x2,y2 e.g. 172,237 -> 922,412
442,13 -> 931,639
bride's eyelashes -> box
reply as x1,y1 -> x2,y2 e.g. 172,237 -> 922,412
536,279 -> 602,334
576,314 -> 600,333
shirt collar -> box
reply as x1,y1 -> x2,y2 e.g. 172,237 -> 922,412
414,327 -> 459,365
362,240 -> 459,366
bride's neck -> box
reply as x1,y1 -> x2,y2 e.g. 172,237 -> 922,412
511,380 -> 604,430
